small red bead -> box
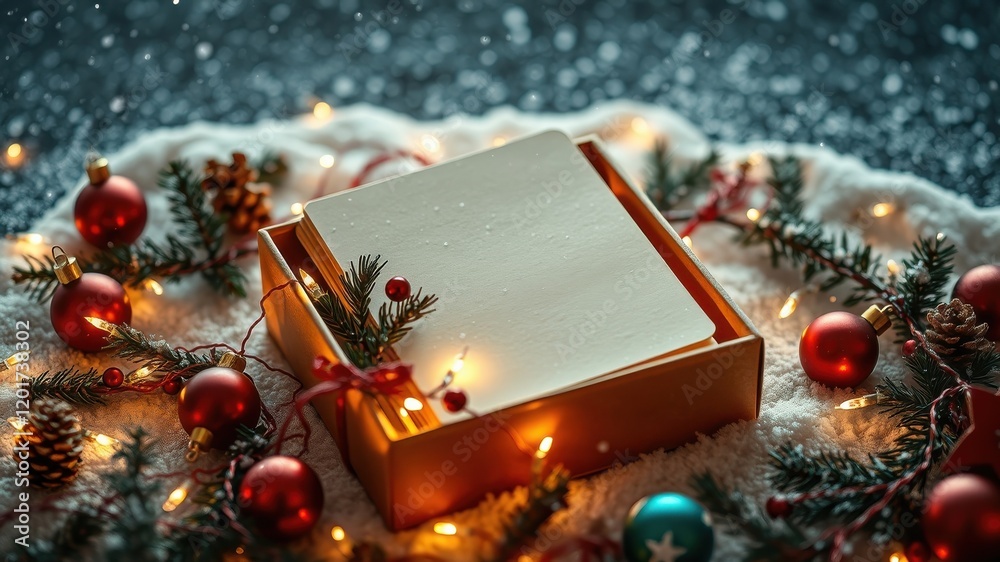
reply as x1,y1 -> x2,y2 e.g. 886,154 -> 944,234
385,276 -> 411,302
102,367 -> 125,388
162,378 -> 182,395
905,542 -> 930,562
765,497 -> 792,519
442,389 -> 468,413
902,339 -> 918,356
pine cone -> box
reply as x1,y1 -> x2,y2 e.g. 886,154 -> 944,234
202,153 -> 273,234
13,398 -> 85,489
925,298 -> 994,363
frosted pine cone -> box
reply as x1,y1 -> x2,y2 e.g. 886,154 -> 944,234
925,298 -> 994,363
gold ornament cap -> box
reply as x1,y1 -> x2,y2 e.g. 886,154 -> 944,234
85,151 -> 111,184
217,351 -> 247,372
52,246 -> 83,285
186,427 -> 213,462
861,304 -> 892,335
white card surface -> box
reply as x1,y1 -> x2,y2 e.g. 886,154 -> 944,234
303,131 -> 715,421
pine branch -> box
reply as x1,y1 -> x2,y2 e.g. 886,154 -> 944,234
645,139 -> 718,210
255,151 -> 288,185
102,322 -> 217,376
691,473 -> 815,562
491,464 -> 571,562
308,255 -> 438,369
10,253 -> 59,301
895,236 -> 957,339
29,367 -> 106,405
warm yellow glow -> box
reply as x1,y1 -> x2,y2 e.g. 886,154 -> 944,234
319,154 -> 336,168
745,208 -> 761,222
536,436 -> 553,459
144,279 -> 164,295
313,101 -> 333,120
4,143 -> 24,166
1,355 -> 17,372
682,236 -> 693,249
778,291 -> 800,319
888,553 -> 907,562
85,316 -> 115,333
835,392 -> 882,410
630,117 -> 650,135
871,203 -> 894,218
403,397 -> 424,411
85,430 -> 120,447
331,526 -> 346,541
290,202 -> 304,216
7,232 -> 46,245
936,232 -> 946,241
162,482 -> 190,512
886,259 -> 901,276
235,546 -> 245,555
451,356 -> 465,374
298,269 -> 324,301
746,152 -> 764,167
420,134 -> 441,154
7,417 -> 27,431
130,365 -> 154,380
433,522 -> 458,536
492,136 -> 507,147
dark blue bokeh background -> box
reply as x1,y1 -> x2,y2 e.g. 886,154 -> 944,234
2,0 -> 997,234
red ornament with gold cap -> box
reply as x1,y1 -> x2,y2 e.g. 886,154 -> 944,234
798,304 -> 892,387
48,246 -> 132,352
237,455 -> 324,541
177,351 -> 261,461
74,152 -> 148,248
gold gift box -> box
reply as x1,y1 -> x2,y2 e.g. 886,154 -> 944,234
258,136 -> 764,531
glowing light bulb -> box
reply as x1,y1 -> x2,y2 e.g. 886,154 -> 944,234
420,134 -> 441,154
5,142 -> 24,166
319,154 -> 336,168
492,136 -> 507,147
403,397 -> 424,411
746,208 -> 761,222
84,430 -> 120,447
130,365 -> 154,380
313,102 -> 333,120
746,152 -> 764,167
331,526 -> 346,541
778,291 -> 801,319
85,316 -> 116,334
290,202 -> 304,216
144,279 -> 164,295
682,236 -> 693,249
5,232 -> 45,244
1,355 -> 17,372
630,117 -> 650,136
433,522 -> 458,536
835,392 -> 882,410
7,417 -> 27,431
886,259 -> 901,276
162,481 -> 191,512
298,269 -> 324,301
536,436 -> 553,459
871,203 -> 894,218
888,552 -> 907,562
936,232 -> 946,242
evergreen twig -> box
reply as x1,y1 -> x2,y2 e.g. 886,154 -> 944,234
645,139 -> 718,210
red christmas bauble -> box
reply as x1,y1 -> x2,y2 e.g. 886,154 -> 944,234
237,455 -> 324,541
74,168 -> 147,248
102,367 -> 124,388
442,388 -> 468,412
765,497 -> 792,519
50,272 -> 132,352
177,366 -> 261,451
799,311 -> 883,387
162,378 -> 181,395
922,473 -> 1000,562
902,339 -> 918,356
953,264 -> 1000,342
385,276 -> 411,302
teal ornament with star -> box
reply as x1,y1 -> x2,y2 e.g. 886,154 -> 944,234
622,492 -> 714,562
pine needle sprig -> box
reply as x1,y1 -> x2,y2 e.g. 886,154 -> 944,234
691,474 -> 814,562
10,253 -> 59,301
894,236 -> 957,339
29,367 -> 106,405
491,464 -> 572,562
645,139 -> 719,210
306,255 -> 438,369
102,322 -> 217,377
